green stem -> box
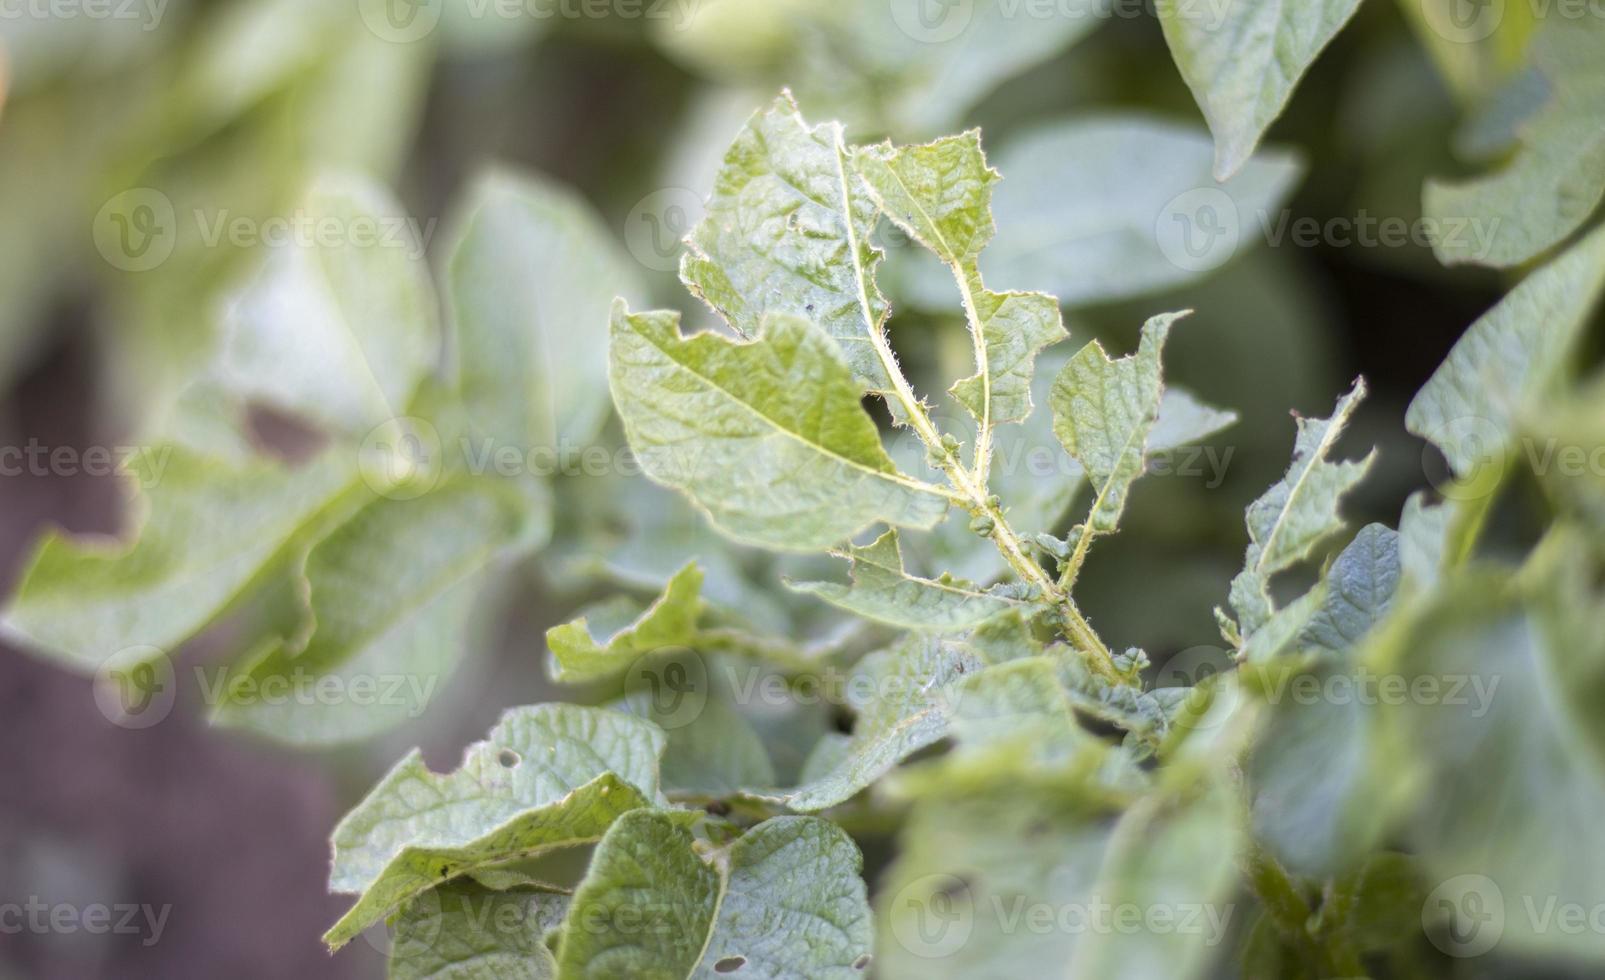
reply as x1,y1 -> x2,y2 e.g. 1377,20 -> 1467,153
837,127 -> 1117,682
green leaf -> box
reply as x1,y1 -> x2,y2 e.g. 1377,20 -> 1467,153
753,631 -> 986,812
1400,0 -> 1536,102
211,476 -> 537,745
680,93 -> 892,392
1150,388 -> 1240,453
1406,222 -> 1605,485
617,682 -> 779,798
877,783 -> 1239,979
1369,541 -> 1605,959
324,705 -> 668,950
902,115 -> 1303,307
390,882 -> 568,980
1397,492 -> 1452,590
217,174 -> 439,436
854,134 -> 998,270
1051,311 -> 1184,535
448,168 -> 645,453
547,563 -> 704,685
1535,381 -> 1605,536
1226,379 -> 1375,636
788,529 -> 1041,630
1423,16 -> 1605,267
855,132 -> 1067,428
608,303 -> 949,551
1294,523 -> 1400,657
1246,665 -> 1399,877
1159,0 -> 1362,179
1328,852 -> 1431,954
655,1 -> 1104,137
553,811 -> 873,978
0,447 -> 353,671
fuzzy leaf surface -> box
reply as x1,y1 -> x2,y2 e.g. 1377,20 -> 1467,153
608,304 -> 948,551
325,705 -> 667,949
554,811 -> 873,979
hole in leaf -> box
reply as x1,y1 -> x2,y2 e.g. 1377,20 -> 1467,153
498,750 -> 520,768
853,954 -> 872,970
713,955 -> 746,973
245,403 -> 327,465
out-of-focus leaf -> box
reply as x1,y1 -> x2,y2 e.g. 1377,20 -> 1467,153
0,448 -> 354,671
905,116 -> 1302,307
658,0 -> 1107,136
1158,0 -> 1361,179
877,782 -> 1239,979
1399,0 -> 1535,102
211,476 -> 540,745
1424,16 -> 1605,267
1407,222 -> 1605,486
1370,540 -> 1605,960
448,169 -> 645,455
547,562 -> 703,685
217,175 -> 438,437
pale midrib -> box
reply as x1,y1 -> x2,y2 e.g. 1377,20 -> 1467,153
1256,412 -> 1349,573
872,155 -> 995,475
845,552 -> 1030,608
631,324 -> 958,504
1067,374 -> 1157,572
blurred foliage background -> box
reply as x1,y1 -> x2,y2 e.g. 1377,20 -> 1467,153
0,0 -> 1592,976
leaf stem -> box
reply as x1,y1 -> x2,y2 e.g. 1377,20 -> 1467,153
953,265 -> 994,486
833,126 -> 1117,682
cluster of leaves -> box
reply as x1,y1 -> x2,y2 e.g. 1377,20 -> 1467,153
311,94 -> 1599,977
8,1 -> 1605,976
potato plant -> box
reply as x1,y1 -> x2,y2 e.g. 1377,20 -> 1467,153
4,3 -> 1605,979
